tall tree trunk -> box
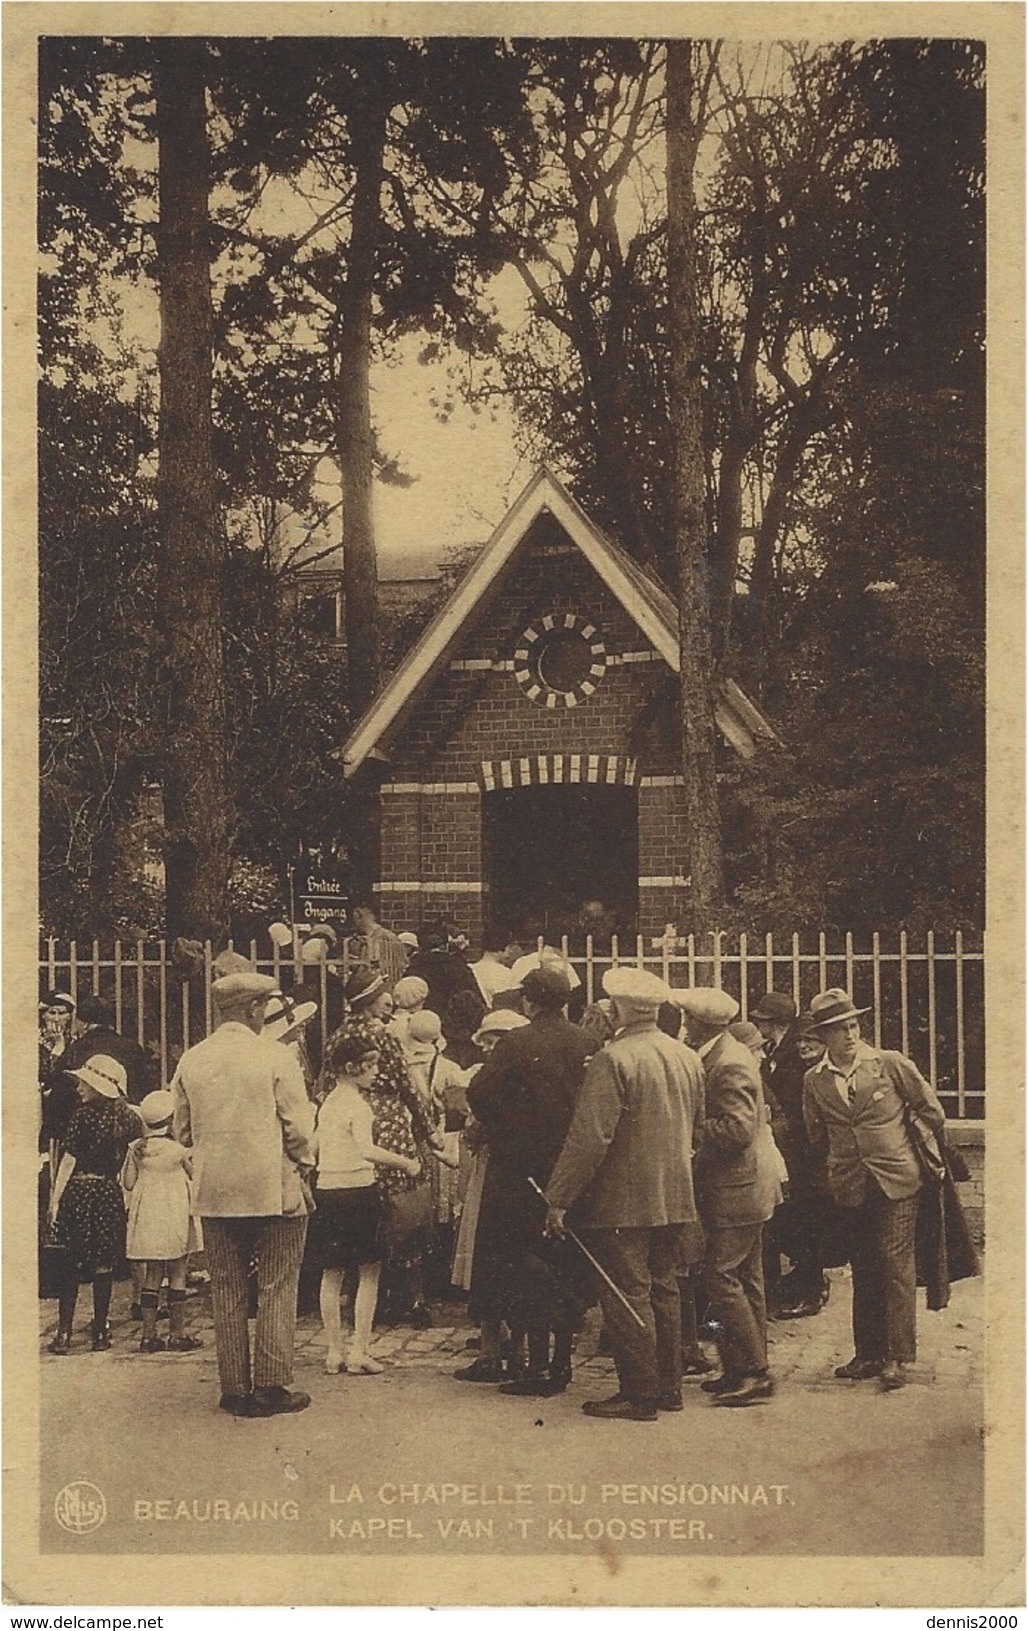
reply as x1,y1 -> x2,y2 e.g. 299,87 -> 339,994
155,40 -> 229,940
666,40 -> 725,927
332,54 -> 388,900
337,60 -> 384,718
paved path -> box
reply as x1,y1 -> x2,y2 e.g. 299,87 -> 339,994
37,1266 -> 984,1562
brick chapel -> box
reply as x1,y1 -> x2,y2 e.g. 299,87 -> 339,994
339,468 -> 774,946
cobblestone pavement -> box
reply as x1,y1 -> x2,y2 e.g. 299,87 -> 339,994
39,1262 -> 983,1393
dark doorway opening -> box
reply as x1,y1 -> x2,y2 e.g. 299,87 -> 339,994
482,785 -> 638,943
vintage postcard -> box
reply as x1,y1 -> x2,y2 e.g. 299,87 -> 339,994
4,0 -> 1024,1613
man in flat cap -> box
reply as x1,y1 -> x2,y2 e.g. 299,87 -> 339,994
750,991 -> 830,1319
545,967 -> 705,1420
464,966 -> 592,1394
675,987 -> 780,1407
171,971 -> 316,1417
802,988 -> 945,1390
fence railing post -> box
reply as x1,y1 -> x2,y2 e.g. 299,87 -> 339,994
926,929 -> 938,1091
37,928 -> 984,1117
955,929 -> 966,1119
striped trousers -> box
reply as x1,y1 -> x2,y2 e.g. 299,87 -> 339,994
202,1215 -> 308,1397
843,1186 -> 921,1364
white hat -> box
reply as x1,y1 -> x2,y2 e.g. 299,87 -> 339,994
510,949 -> 582,991
398,931 -> 420,950
139,1088 -> 175,1127
213,971 -> 277,1004
69,1053 -> 128,1099
670,986 -> 740,1027
262,990 -> 318,1043
472,1010 -> 530,1047
602,967 -> 671,1012
408,1010 -> 443,1045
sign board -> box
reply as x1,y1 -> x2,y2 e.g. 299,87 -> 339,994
292,848 -> 350,934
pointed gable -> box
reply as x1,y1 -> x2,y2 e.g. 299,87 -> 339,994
338,467 -> 776,776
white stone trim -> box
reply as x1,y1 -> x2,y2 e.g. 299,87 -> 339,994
639,875 -> 690,888
639,775 -> 686,787
381,781 -> 479,795
609,650 -> 664,665
478,755 -> 639,790
449,658 -> 494,671
374,881 -> 484,894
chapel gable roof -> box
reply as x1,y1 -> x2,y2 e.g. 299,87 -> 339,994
338,467 -> 777,776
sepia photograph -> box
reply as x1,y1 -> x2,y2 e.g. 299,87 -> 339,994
4,0 -> 1023,1613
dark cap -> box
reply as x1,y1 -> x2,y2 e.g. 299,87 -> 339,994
521,967 -> 571,1009
749,991 -> 797,1025
344,968 -> 386,1005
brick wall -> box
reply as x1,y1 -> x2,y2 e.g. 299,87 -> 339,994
376,788 -> 484,941
376,523 -> 688,943
946,1122 -> 985,1246
388,536 -> 679,783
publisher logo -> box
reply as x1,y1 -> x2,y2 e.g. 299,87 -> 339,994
54,1480 -> 107,1535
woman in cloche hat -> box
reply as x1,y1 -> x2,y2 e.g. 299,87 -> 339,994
45,1055 -> 144,1355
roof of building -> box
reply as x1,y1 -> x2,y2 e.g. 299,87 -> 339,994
338,466 -> 778,777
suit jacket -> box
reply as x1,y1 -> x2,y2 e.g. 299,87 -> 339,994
802,1044 -> 945,1208
694,1030 -> 780,1229
762,1030 -> 821,1194
466,1013 -> 591,1187
171,1022 -> 316,1217
546,1020 -> 705,1229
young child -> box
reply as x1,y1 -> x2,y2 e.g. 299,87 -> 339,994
386,976 -> 430,1050
314,1029 -> 422,1375
122,1089 -> 202,1354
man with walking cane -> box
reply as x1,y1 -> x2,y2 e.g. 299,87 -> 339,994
544,967 -> 705,1421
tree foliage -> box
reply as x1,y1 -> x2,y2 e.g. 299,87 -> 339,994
38,32 -> 985,936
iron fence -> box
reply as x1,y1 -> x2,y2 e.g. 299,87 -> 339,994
40,929 -> 985,1120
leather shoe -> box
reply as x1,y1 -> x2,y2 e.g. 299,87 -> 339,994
834,1357 -> 883,1380
47,1330 -> 71,1355
582,1395 -> 658,1421
777,1298 -> 823,1319
880,1360 -> 908,1390
657,1393 -> 684,1412
218,1393 -> 253,1417
700,1372 -> 740,1395
91,1325 -> 112,1352
714,1374 -> 775,1408
453,1358 -> 505,1382
682,1351 -> 715,1377
250,1386 -> 311,1416
499,1373 -> 567,1397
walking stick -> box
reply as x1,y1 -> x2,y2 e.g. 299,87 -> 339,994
528,1178 -> 646,1330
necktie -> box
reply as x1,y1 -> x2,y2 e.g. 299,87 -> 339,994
847,1077 -> 857,1105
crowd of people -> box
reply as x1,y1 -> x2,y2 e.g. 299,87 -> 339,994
38,903 -> 975,1420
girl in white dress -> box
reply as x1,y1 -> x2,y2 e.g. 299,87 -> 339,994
123,1089 -> 201,1354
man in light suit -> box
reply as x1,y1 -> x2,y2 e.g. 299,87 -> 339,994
546,968 -> 705,1421
676,987 -> 781,1408
802,988 -> 945,1390
172,971 -> 316,1417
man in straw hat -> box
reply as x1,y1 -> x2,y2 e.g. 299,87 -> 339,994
544,967 -> 704,1420
171,971 -> 316,1416
802,987 -> 945,1390
674,987 -> 780,1408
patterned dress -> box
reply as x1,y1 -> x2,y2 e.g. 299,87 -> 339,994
57,1097 -> 142,1278
333,1016 -> 438,1272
